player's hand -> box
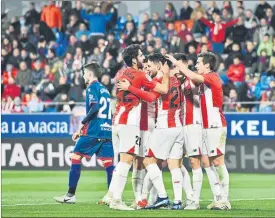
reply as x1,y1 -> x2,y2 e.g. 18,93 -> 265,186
72,132 -> 80,141
161,62 -> 170,75
117,79 -> 131,91
165,54 -> 177,65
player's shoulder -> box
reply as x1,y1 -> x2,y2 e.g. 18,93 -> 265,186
203,72 -> 222,86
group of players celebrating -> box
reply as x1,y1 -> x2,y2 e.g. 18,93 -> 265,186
54,44 -> 230,211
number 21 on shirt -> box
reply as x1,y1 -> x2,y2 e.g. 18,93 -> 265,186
98,97 -> 112,119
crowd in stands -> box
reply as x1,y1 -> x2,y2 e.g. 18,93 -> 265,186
1,0 -> 275,113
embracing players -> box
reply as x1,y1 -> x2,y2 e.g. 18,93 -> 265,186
166,52 -> 230,210
103,44 -> 170,210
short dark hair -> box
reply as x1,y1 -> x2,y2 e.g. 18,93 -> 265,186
82,62 -> 101,78
144,56 -> 148,63
173,53 -> 187,62
122,44 -> 141,67
197,52 -> 217,71
148,53 -> 172,68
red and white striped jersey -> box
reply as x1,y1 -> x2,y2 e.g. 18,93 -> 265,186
155,76 -> 183,129
113,68 -> 157,126
200,73 -> 227,129
140,76 -> 158,131
181,78 -> 202,126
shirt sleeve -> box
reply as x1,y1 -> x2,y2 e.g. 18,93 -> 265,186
87,84 -> 99,105
141,73 -> 157,90
202,73 -> 220,88
82,84 -> 100,124
128,85 -> 160,102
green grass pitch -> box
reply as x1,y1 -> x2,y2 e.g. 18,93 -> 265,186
2,171 -> 275,217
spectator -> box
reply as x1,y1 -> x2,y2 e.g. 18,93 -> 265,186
168,35 -> 180,53
178,23 -> 193,43
237,6 -> 245,19
100,73 -> 113,93
267,43 -> 275,74
123,13 -> 137,32
237,79 -> 256,112
222,0 -> 234,16
257,49 -> 270,74
149,12 -> 166,35
196,35 -> 212,54
105,32 -> 121,54
81,5 -> 113,48
221,8 -> 232,22
12,97 -> 25,113
184,34 -> 198,54
226,43 -> 243,67
164,2 -> 177,22
66,15 -> 80,35
207,1 -> 220,18
41,0 -> 62,32
70,0 -> 82,21
75,23 -> 90,40
191,16 -> 206,41
180,1 -> 193,20
31,59 -> 44,85
150,25 -> 162,38
2,63 -> 18,85
266,7 -> 275,30
2,37 -> 12,54
142,13 -> 151,32
1,48 -> 10,74
20,49 -> 31,68
257,33 -> 273,56
1,96 -> 14,113
121,21 -> 137,46
165,22 -> 177,43
8,48 -> 21,68
27,92 -> 44,112
89,47 -> 104,66
12,39 -> 22,51
244,9 -> 259,29
16,61 -> 32,88
227,56 -> 245,87
244,41 -> 258,75
102,50 -> 118,77
218,62 -> 228,84
199,12 -> 239,54
231,17 -> 248,46
3,77 -> 21,99
254,18 -> 274,44
24,2 -> 40,26
224,89 -> 238,112
255,0 -> 272,21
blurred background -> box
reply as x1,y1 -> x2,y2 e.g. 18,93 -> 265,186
1,1 -> 274,173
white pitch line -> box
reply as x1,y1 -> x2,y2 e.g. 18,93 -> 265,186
2,203 -> 60,207
2,198 -> 275,207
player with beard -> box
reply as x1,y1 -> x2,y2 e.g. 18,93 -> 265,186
102,44 -> 170,211
166,52 -> 230,210
130,57 -> 159,209
118,53 -> 185,210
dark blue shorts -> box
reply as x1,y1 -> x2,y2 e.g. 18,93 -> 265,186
73,136 -> 114,160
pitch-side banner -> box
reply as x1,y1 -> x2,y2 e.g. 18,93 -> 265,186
2,138 -> 275,173
1,113 -> 275,138
1,114 -> 71,138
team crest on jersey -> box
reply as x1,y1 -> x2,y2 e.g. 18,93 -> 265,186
89,94 -> 95,101
146,74 -> 152,81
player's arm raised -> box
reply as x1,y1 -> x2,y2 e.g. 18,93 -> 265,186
117,79 -> 160,102
152,62 -> 170,94
165,54 -> 204,84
